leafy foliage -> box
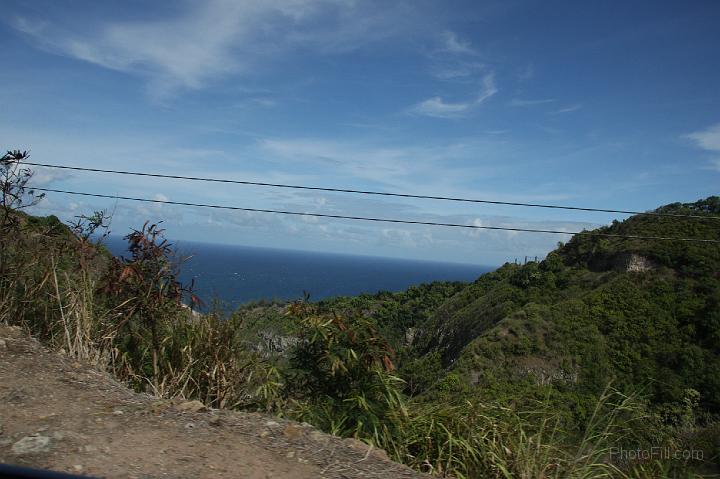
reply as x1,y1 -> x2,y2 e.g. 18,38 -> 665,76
283,300 -> 407,439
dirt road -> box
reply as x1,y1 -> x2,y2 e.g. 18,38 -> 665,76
0,325 -> 426,479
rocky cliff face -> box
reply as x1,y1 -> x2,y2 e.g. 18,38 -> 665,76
623,253 -> 657,273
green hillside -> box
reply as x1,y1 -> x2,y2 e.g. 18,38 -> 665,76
317,197 -> 720,474
417,198 -> 719,408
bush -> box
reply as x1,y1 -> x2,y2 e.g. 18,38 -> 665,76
284,300 -> 407,439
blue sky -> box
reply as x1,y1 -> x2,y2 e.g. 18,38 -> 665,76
1,0 -> 719,265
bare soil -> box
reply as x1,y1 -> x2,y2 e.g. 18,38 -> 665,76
0,325 -> 426,479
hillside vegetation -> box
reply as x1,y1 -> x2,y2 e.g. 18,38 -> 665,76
2,153 -> 719,477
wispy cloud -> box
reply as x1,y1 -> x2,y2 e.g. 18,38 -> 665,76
684,122 -> 720,171
411,72 -> 497,118
430,61 -> 485,81
10,0 -> 415,100
685,123 -> 720,151
414,29 -> 497,118
12,15 -> 48,36
258,137 -> 443,185
11,120 -> 592,263
14,2 -> 260,98
428,30 -> 483,81
438,31 -> 475,55
509,98 -> 556,107
550,103 -> 583,114
26,166 -> 73,187
412,97 -> 476,118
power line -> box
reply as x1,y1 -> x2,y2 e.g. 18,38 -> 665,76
17,161 -> 719,220
31,187 -> 720,243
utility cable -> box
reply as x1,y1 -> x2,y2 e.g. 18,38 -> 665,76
17,161 -> 720,220
31,187 -> 720,244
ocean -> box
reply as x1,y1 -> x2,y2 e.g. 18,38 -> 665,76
105,237 -> 494,310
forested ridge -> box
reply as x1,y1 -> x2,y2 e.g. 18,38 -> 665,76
317,196 -> 720,475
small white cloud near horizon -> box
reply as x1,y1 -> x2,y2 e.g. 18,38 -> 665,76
411,72 -> 497,118
26,166 -> 72,187
684,122 -> 720,171
466,218 -> 485,238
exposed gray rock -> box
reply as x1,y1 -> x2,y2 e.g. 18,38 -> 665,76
625,254 -> 656,272
12,435 -> 51,455
254,330 -> 300,355
587,252 -> 659,273
404,328 -> 416,346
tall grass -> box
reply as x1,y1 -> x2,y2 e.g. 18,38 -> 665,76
1,199 -> 273,410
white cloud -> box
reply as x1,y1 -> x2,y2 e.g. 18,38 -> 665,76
412,97 -> 475,118
15,2 -> 260,96
411,72 -> 497,118
685,123 -> 720,152
466,218 -> 484,238
684,123 -> 720,171
8,119 -> 590,264
12,15 -> 47,36
427,30 -> 483,81
258,137 -> 429,185
25,166 -> 72,186
430,61 -> 485,80
11,0 -> 415,99
255,134 -> 511,192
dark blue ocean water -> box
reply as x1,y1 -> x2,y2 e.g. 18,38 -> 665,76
105,237 -> 493,310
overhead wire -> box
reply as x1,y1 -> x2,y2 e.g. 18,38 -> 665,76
30,187 -> 720,244
16,161 -> 720,220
